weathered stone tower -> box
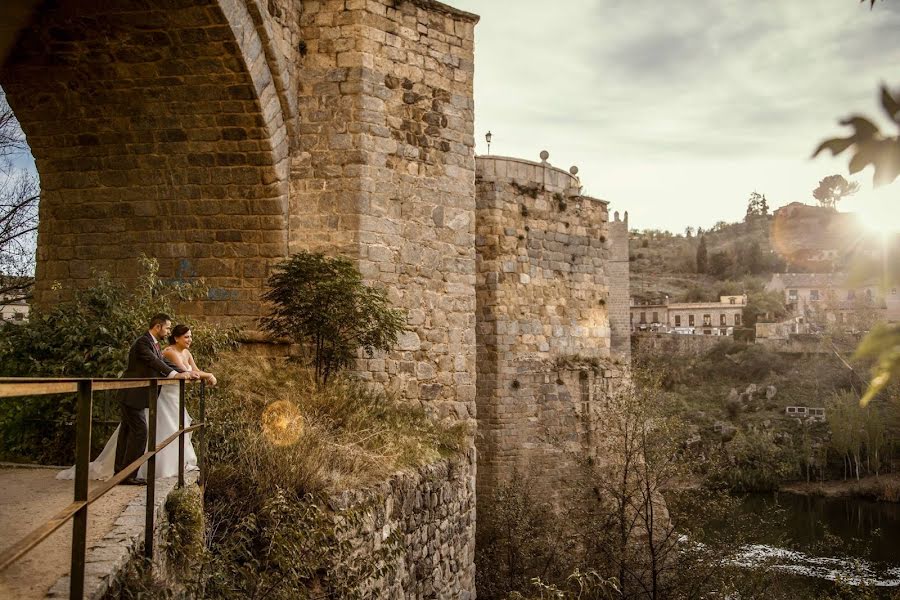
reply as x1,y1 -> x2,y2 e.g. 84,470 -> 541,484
474,154 -> 628,504
607,209 -> 631,362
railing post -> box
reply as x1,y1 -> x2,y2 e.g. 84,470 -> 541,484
70,380 -> 92,600
199,380 -> 206,489
178,379 -> 185,489
144,380 -> 157,561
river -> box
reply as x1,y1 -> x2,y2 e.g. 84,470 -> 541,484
730,492 -> 900,594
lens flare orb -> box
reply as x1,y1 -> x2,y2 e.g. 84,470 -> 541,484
262,400 -> 304,446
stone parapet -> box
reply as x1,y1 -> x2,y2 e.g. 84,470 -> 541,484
476,155 -> 581,195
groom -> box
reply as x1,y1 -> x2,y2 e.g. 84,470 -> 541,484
114,313 -> 199,485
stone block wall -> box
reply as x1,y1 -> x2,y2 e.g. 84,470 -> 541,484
475,155 -> 624,501
2,0 -> 295,320
326,453 -> 476,599
292,0 -> 479,419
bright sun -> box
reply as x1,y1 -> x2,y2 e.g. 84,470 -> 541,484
852,183 -> 900,235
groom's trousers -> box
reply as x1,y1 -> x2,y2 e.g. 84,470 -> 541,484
114,403 -> 147,476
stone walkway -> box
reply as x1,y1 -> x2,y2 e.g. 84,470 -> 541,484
0,465 -> 181,600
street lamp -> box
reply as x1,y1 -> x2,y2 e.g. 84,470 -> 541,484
485,130 -> 492,155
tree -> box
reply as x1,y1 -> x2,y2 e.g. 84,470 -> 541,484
708,250 -> 732,279
695,236 -> 708,274
811,174 -> 860,210
744,191 -> 768,221
684,226 -> 693,238
742,290 -> 788,329
0,90 -> 38,301
260,252 -> 407,386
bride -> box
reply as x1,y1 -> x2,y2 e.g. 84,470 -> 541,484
57,324 -> 217,481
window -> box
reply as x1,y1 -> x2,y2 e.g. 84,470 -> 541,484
729,297 -> 736,304
810,289 -> 819,301
674,315 -> 681,327
652,311 -> 658,323
703,314 -> 711,326
630,313 -> 634,323
734,314 -> 741,326
640,312 -> 646,324
688,315 -> 695,327
13,313 -> 23,321
720,314 -> 727,326
788,289 -> 798,300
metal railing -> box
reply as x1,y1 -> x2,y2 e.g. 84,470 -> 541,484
0,377 -> 207,599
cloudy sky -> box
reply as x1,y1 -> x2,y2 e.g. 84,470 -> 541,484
452,0 -> 900,232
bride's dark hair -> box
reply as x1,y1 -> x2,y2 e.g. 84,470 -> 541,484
168,324 -> 191,345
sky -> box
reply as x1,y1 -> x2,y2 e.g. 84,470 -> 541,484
4,1 -> 899,235
451,0 -> 900,233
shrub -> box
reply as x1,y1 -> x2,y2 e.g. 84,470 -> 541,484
0,258 -> 237,463
260,252 -> 406,386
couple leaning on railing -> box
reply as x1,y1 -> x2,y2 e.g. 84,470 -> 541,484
57,313 -> 218,485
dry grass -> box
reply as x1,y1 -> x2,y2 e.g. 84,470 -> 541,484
204,352 -> 468,506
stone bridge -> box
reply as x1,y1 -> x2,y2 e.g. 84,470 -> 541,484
1,0 -> 480,418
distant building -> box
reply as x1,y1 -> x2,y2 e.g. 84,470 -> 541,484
630,295 -> 746,336
765,272 -> 899,326
0,297 -> 29,323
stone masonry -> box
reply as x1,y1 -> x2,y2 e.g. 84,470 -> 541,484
325,453 -> 476,599
607,210 -> 630,362
2,0 -> 302,320
292,0 -> 479,418
2,0 -> 478,420
475,154 -> 627,504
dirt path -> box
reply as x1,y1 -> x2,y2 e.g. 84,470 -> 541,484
0,466 -> 143,600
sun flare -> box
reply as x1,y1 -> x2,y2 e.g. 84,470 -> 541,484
853,184 -> 900,235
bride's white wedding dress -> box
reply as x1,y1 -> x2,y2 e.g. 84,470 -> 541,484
57,371 -> 198,480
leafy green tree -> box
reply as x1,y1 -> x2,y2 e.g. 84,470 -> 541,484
745,191 -> 769,221
742,291 -> 788,329
696,235 -> 708,274
812,174 -> 860,210
260,252 -> 406,386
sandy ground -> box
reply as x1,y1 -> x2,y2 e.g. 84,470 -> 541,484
0,466 -> 143,600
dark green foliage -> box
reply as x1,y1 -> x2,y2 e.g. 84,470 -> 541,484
259,252 -> 406,386
742,290 -> 789,329
708,250 -> 732,279
0,258 -> 237,463
476,476 -> 569,599
695,235 -> 708,273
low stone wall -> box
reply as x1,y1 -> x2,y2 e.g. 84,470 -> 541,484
326,451 -> 476,599
631,332 -> 726,356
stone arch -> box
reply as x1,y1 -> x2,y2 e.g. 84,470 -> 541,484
0,0 -> 294,322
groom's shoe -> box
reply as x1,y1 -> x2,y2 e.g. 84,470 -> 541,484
121,477 -> 147,486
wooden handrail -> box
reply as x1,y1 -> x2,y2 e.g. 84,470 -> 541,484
0,377 -> 208,600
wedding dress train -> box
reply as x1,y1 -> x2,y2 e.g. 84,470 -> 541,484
57,375 -> 198,480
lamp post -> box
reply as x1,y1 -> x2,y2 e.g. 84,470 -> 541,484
485,130 -> 492,155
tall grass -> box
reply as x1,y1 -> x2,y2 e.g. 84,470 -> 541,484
204,352 -> 469,515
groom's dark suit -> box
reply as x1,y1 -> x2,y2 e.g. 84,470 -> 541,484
114,332 -> 183,477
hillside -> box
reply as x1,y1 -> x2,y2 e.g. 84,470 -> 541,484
628,203 -> 893,304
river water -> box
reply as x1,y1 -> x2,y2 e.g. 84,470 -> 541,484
732,492 -> 900,591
